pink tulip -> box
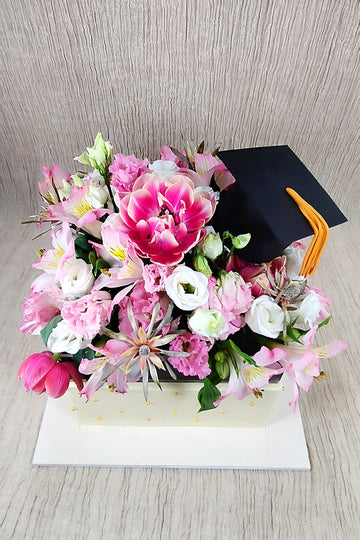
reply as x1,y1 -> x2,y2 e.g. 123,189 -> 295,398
18,351 -> 83,398
114,173 -> 216,265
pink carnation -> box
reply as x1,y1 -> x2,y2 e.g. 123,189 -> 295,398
20,288 -> 63,335
204,273 -> 253,339
117,282 -> 171,335
61,291 -> 112,340
143,263 -> 173,293
109,153 -> 149,193
168,332 -> 211,378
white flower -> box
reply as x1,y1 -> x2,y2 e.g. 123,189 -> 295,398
149,160 -> 179,180
86,181 -> 109,209
165,266 -> 209,311
60,259 -> 94,300
290,290 -> 321,328
47,320 -> 85,354
189,309 -> 225,338
245,295 -> 284,338
200,231 -> 223,260
283,244 -> 304,279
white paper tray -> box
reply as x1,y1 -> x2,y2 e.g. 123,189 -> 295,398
33,376 -> 310,470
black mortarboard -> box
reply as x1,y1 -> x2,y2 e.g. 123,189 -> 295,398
213,145 -> 347,263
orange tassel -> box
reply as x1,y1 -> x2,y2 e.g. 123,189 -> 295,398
286,188 -> 329,277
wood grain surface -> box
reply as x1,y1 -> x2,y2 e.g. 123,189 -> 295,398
0,1 -> 359,539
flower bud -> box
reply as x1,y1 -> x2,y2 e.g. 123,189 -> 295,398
193,251 -> 212,277
200,232 -> 223,260
215,359 -> 230,379
214,350 -> 226,363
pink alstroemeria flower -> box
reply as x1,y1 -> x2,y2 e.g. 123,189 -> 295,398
33,221 -> 74,277
215,347 -> 285,406
159,145 -> 235,191
48,180 -> 111,238
38,163 -> 72,205
113,173 -> 216,265
270,326 -> 347,410
18,351 -> 83,398
79,339 -> 131,400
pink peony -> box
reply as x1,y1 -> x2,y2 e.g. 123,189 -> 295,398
113,173 -> 216,265
168,332 -> 211,378
61,291 -> 112,340
18,351 -> 83,398
20,289 -> 62,335
109,153 -> 149,193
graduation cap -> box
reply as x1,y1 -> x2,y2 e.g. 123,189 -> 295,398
213,145 -> 347,273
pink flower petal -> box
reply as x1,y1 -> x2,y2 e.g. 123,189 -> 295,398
127,188 -> 157,222
194,153 -> 219,175
158,229 -> 179,251
44,364 -> 71,397
62,362 -> 84,392
165,177 -> 194,212
321,340 -> 347,357
18,352 -> 54,391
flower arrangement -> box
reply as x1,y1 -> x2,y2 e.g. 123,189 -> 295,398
18,133 -> 346,412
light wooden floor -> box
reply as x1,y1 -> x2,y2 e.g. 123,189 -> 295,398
1,202 -> 358,540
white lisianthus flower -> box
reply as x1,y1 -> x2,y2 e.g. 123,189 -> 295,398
149,160 -> 179,180
60,259 -> 94,300
47,319 -> 85,354
189,309 -> 225,338
290,290 -> 321,328
245,295 -> 284,338
87,181 -> 109,208
165,266 -> 209,310
200,231 -> 223,260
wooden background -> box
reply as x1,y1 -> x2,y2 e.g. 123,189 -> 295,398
0,1 -> 359,538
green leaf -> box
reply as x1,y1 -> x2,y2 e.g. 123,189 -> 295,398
197,377 -> 221,412
75,234 -> 92,262
232,233 -> 251,250
228,339 -> 256,365
319,316 -> 331,328
72,347 -> 96,366
88,251 -> 97,267
40,315 -> 62,347
222,231 -> 251,250
74,150 -> 91,166
94,258 -> 109,276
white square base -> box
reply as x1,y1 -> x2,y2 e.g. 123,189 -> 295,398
33,378 -> 310,469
